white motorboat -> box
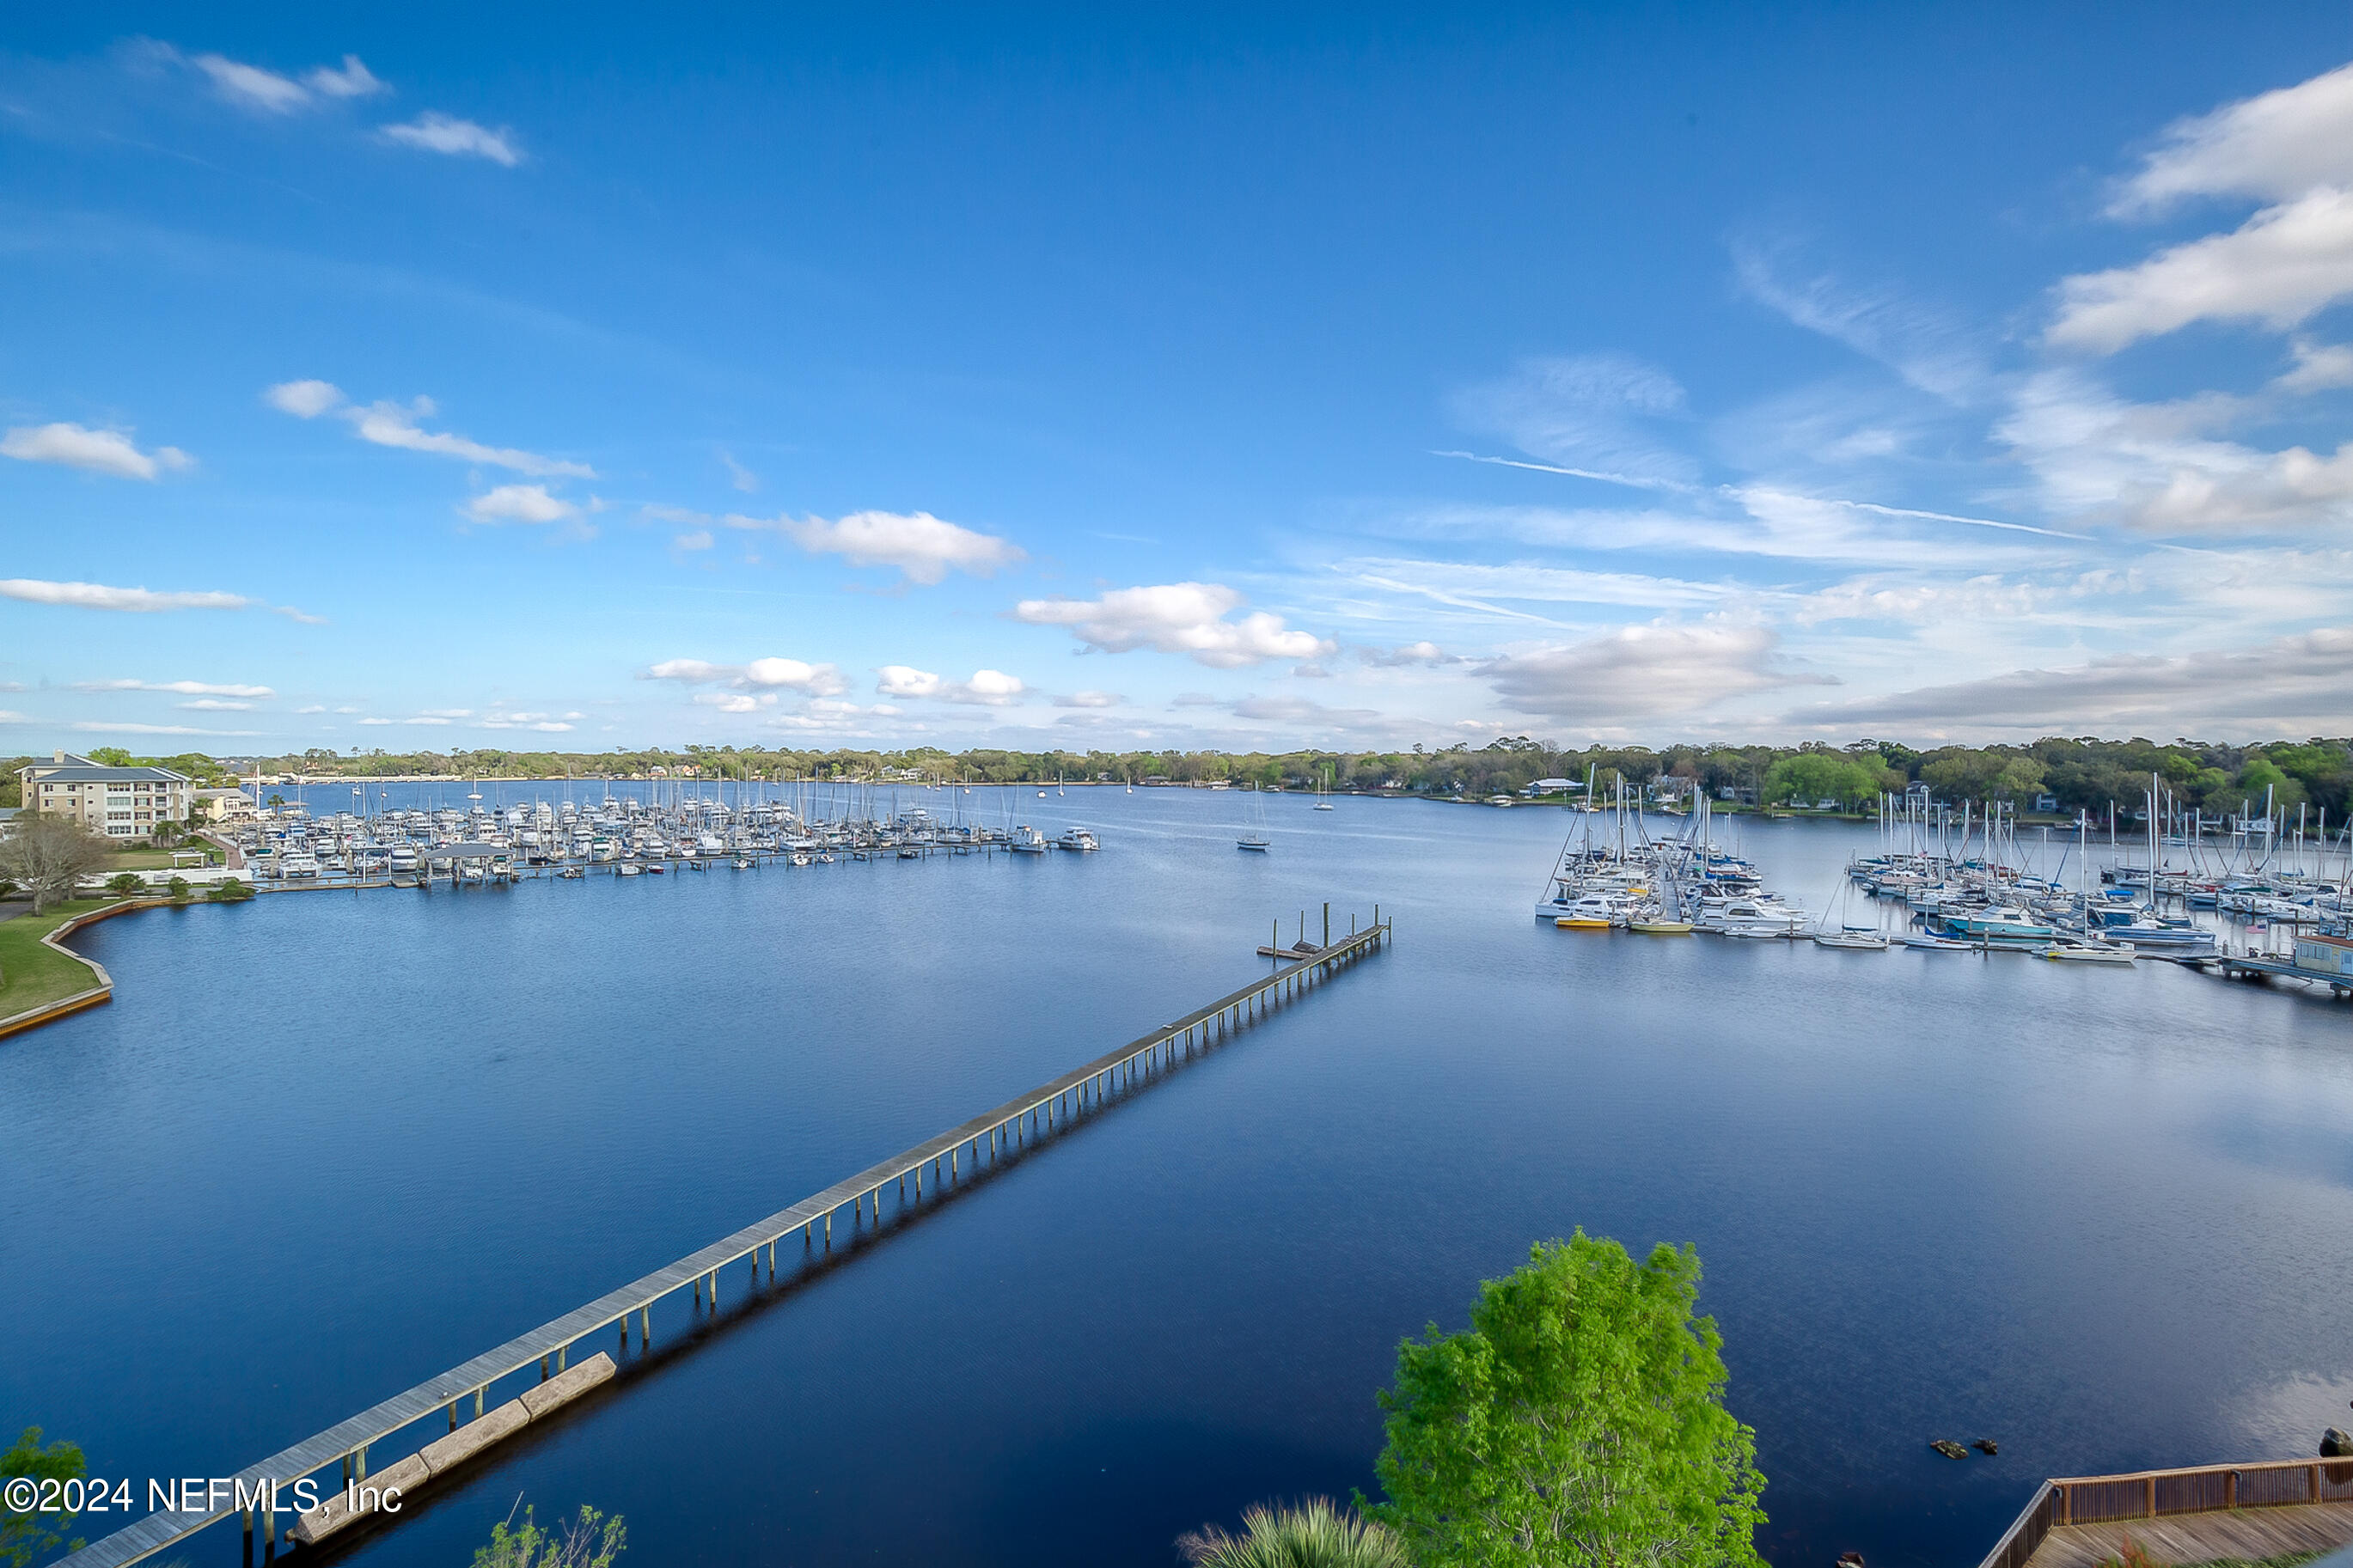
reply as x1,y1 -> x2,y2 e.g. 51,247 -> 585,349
2040,943 -> 2137,963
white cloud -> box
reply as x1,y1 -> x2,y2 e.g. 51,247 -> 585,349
1996,369 -> 2353,533
72,679 -> 274,697
643,656 -> 848,698
266,379 -> 345,418
2277,339 -> 2353,394
3,422 -> 193,480
296,705 -> 327,714
1013,582 -> 1333,668
719,450 -> 757,492
341,399 -> 594,477
874,665 -> 1025,705
674,529 -> 713,551
461,484 -> 582,525
2049,189 -> 2353,352
178,699 -> 253,711
739,509 -> 1024,583
1054,690 -> 1122,708
1482,622 -> 1831,723
2112,62 -> 2353,215
382,113 -> 522,167
306,55 -> 386,99
192,52 -> 310,113
0,578 -> 250,613
1229,695 -> 1390,728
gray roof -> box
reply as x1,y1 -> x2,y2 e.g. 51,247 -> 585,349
23,751 -> 191,784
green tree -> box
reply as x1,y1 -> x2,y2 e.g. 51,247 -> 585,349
0,816 -> 113,914
166,876 -> 191,903
1761,753 -> 1879,808
209,878 -> 254,903
473,1504 -> 625,1568
104,873 -> 145,897
2,1427 -> 87,1568
1180,1498 -> 1408,1568
1364,1233 -> 1764,1568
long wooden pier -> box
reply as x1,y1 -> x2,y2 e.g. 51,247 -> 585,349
57,914 -> 1391,1568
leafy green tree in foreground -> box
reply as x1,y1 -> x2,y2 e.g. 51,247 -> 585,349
1179,1497 -> 1408,1568
473,1503 -> 625,1568
2,1427 -> 87,1568
1364,1233 -> 1765,1568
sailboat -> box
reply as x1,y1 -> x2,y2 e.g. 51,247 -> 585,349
1314,766 -> 1335,810
1237,787 -> 1271,851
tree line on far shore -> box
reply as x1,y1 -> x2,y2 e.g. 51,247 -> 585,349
9,734 -> 2350,820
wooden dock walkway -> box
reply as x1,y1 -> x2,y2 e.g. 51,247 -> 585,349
1978,1458 -> 2353,1568
57,915 -> 1391,1568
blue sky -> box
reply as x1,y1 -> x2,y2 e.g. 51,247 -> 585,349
5,6 -> 2352,753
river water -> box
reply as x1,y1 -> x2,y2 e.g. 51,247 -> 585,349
4,788 -> 2351,1568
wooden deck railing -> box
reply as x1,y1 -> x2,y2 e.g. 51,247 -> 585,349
1977,1459 -> 2353,1568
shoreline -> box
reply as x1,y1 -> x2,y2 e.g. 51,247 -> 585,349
0,897 -> 168,1040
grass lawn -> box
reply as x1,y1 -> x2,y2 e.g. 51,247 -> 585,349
0,899 -> 127,1020
105,847 -> 216,870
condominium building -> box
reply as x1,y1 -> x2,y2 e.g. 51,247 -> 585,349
17,751 -> 196,839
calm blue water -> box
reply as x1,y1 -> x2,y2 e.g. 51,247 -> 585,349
5,790 -> 2352,1568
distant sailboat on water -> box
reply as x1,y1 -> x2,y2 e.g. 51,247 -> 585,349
1238,786 -> 1271,851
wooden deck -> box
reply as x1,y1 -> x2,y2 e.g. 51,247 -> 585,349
1980,1461 -> 2353,1568
2024,1499 -> 2353,1566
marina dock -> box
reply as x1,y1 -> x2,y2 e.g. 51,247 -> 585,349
56,913 -> 1391,1568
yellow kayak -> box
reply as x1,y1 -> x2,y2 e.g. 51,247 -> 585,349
1629,920 -> 1695,935
1555,916 -> 1613,930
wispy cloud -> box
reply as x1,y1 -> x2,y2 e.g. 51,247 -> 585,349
0,578 -> 248,613
3,422 -> 192,480
382,113 -> 522,167
1782,623 -> 2353,737
1733,241 -> 1988,402
1448,353 -> 1697,487
72,679 -> 274,697
266,381 -> 595,478
180,47 -> 389,114
69,721 -> 259,736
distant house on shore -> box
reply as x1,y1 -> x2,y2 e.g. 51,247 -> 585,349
194,786 -> 258,825
16,751 -> 195,839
